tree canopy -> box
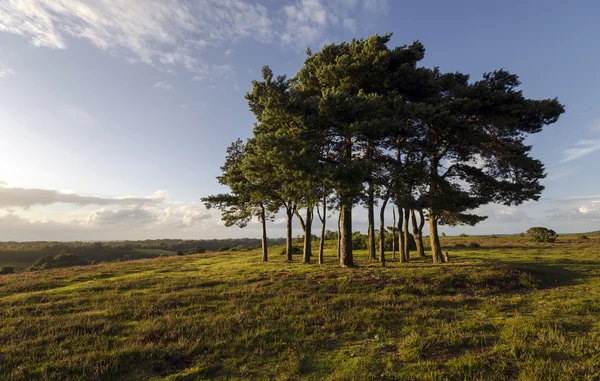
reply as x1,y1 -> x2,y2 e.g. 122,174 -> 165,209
204,33 -> 564,267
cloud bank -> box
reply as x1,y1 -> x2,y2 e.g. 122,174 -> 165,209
0,182 -> 164,209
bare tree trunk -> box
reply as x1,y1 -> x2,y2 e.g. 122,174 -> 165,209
411,209 -> 426,258
339,200 -> 353,267
367,182 -> 376,260
318,195 -> 326,265
286,206 -> 294,261
398,206 -> 406,263
392,206 -> 396,259
260,204 -> 268,262
403,208 -> 410,260
303,207 -> 313,263
429,213 -> 444,263
337,212 -> 341,259
379,194 -> 389,266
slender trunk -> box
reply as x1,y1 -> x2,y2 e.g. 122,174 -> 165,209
411,209 -> 426,257
339,199 -> 353,267
295,209 -> 309,261
318,195 -> 326,265
260,204 -> 268,262
403,208 -> 410,260
337,212 -> 342,259
303,207 -> 313,263
429,213 -> 444,263
392,207 -> 396,259
367,182 -> 376,260
379,195 -> 389,266
286,207 -> 294,261
398,206 -> 406,262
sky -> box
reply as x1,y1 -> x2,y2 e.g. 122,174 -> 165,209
1,0 -> 600,241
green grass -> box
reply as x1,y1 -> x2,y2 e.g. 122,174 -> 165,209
1,235 -> 599,380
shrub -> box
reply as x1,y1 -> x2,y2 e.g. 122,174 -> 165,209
278,246 -> 303,255
0,265 -> 15,275
579,235 -> 589,240
454,243 -> 467,249
490,234 -> 498,239
526,227 -> 558,243
159,253 -> 168,258
29,253 -> 88,271
176,251 -> 185,256
218,246 -> 231,252
469,242 -> 481,248
187,246 -> 206,254
459,233 -> 469,238
352,232 -> 368,250
441,232 -> 446,237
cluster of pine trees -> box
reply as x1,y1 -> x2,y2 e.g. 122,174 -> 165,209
203,34 -> 564,267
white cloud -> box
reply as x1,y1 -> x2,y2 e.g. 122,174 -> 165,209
281,0 -> 390,48
0,182 -> 164,209
85,207 -> 156,226
0,64 -> 14,77
362,0 -> 390,13
0,0 -> 391,75
0,0 -> 273,73
559,139 -> 600,163
152,81 -> 174,91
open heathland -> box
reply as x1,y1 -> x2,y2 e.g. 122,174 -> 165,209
1,235 -> 599,380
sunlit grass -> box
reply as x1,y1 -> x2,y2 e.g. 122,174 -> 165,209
0,235 -> 599,380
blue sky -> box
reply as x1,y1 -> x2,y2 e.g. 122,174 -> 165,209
0,0 -> 599,240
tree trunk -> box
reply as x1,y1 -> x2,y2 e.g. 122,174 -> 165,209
398,206 -> 406,262
379,195 -> 389,266
286,207 -> 294,261
295,209 -> 311,261
403,208 -> 410,260
339,200 -> 353,267
260,204 -> 268,262
411,209 -> 426,257
303,207 -> 313,263
337,212 -> 341,259
429,213 -> 444,263
318,195 -> 326,265
367,182 -> 376,260
392,207 -> 396,259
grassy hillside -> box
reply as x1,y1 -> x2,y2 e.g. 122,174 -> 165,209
0,235 -> 599,380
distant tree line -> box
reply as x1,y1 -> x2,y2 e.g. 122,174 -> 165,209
0,238 -> 283,271
203,33 -> 563,267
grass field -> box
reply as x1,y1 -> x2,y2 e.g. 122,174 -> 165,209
0,235 -> 599,380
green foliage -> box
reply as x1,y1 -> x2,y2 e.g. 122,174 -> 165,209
351,232 -> 369,250
527,227 -> 558,243
0,265 -> 15,275
459,233 -> 469,238
441,232 -> 446,237
469,242 -> 482,248
28,253 -> 88,271
187,247 -> 206,254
